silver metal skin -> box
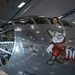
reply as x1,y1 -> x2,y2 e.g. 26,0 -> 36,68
0,16 -> 74,75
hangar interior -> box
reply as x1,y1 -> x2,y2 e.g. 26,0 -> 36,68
0,0 -> 75,75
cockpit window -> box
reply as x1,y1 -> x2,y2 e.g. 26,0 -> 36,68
48,18 -> 72,27
47,18 -> 53,24
48,18 -> 62,25
33,17 -> 49,24
15,18 -> 34,24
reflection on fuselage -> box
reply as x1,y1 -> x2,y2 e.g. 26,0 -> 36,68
22,39 -> 48,55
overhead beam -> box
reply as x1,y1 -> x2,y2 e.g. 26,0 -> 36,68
9,0 -> 38,20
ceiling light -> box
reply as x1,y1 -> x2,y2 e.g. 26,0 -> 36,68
36,31 -> 40,33
18,2 -> 26,8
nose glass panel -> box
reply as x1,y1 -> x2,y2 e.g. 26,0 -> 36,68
0,25 -> 14,66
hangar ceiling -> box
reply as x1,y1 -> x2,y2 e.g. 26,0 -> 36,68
0,0 -> 30,25
22,0 -> 75,18
0,0 -> 75,24
14,0 -> 75,22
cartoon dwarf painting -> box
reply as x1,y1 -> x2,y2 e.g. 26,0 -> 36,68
46,28 -> 66,65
